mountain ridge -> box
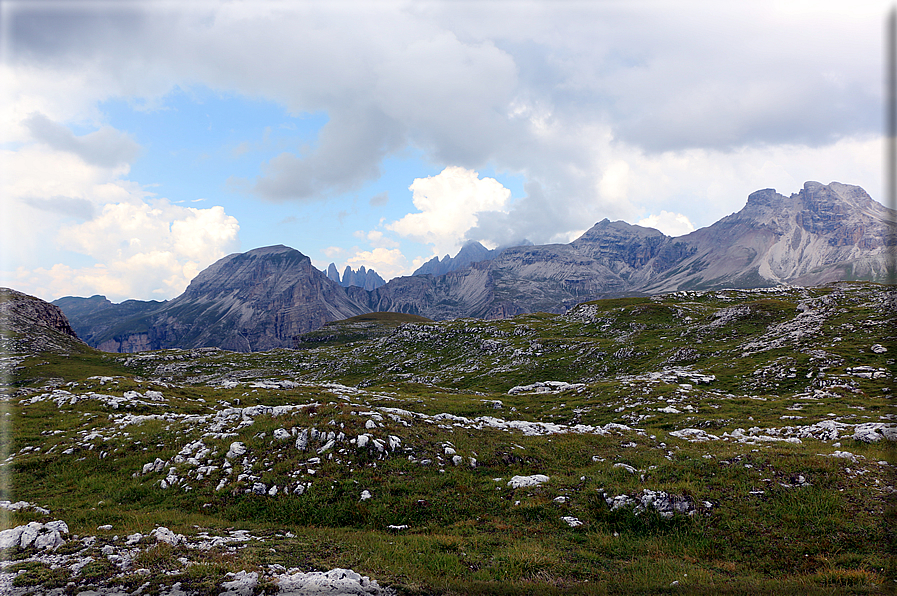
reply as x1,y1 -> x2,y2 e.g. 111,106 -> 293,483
53,181 -> 896,352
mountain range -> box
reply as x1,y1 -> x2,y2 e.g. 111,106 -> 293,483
53,181 -> 895,353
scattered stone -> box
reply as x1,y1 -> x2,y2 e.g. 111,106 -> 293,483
220,570 -> 258,596
507,474 -> 549,488
0,521 -> 67,550
670,428 -> 720,442
508,381 -> 585,394
226,442 -> 247,459
274,567 -> 391,595
151,526 -> 182,545
604,489 -> 696,518
0,500 -> 50,514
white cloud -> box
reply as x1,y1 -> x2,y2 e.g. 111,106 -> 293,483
0,108 -> 240,302
1,147 -> 240,301
45,200 -> 240,300
637,211 -> 695,237
322,246 -> 345,258
388,166 -> 512,257
346,247 -> 408,280
366,230 -> 399,248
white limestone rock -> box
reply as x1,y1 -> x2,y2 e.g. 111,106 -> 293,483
670,428 -> 720,442
151,526 -> 182,545
274,567 -> 389,595
220,570 -> 258,596
507,474 -> 549,488
0,521 -> 68,550
226,442 -> 247,459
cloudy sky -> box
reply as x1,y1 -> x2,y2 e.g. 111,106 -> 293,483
0,0 -> 887,302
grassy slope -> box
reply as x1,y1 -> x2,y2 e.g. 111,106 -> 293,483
1,282 -> 894,594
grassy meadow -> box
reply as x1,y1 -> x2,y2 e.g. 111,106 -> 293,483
0,282 -> 894,594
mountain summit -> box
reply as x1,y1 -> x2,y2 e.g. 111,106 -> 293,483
54,182 -> 895,352
637,181 -> 895,292
57,246 -> 367,352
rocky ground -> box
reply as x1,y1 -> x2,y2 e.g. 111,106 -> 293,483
1,282 -> 894,594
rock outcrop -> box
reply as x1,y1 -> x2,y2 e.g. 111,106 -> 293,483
326,264 -> 386,290
0,288 -> 86,354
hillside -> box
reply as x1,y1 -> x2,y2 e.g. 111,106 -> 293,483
2,282 -> 894,594
294,312 -> 433,348
0,288 -> 87,356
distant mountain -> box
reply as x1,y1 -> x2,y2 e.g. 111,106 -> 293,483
325,264 -> 385,290
637,181 -> 895,292
55,246 -> 367,352
412,240 -> 532,277
54,182 -> 895,353
412,241 -> 498,277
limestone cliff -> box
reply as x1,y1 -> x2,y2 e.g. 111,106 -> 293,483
637,182 -> 896,292
1,288 -> 87,354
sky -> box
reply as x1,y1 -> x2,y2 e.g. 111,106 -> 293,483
0,0 -> 888,303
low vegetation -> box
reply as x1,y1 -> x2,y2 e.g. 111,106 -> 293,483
1,282 -> 894,594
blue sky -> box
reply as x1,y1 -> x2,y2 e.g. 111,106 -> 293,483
0,0 -> 887,302
101,85 -> 528,270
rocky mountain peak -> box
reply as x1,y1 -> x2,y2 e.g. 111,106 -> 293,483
52,182 -> 893,353
325,263 -> 386,290
183,245 -> 310,298
744,188 -> 781,209
413,241 -> 500,277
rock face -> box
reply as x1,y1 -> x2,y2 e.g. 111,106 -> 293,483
326,263 -> 386,290
413,241 -> 500,277
55,182 -> 896,352
56,246 -> 368,353
0,288 -> 86,354
638,181 -> 896,292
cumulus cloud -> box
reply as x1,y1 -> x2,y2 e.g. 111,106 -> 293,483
363,230 -> 398,248
322,246 -> 345,258
388,166 -> 512,257
24,112 -> 141,167
51,200 -> 239,299
346,247 -> 407,280
636,211 -> 695,237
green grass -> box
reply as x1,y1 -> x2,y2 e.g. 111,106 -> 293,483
2,282 -> 894,594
